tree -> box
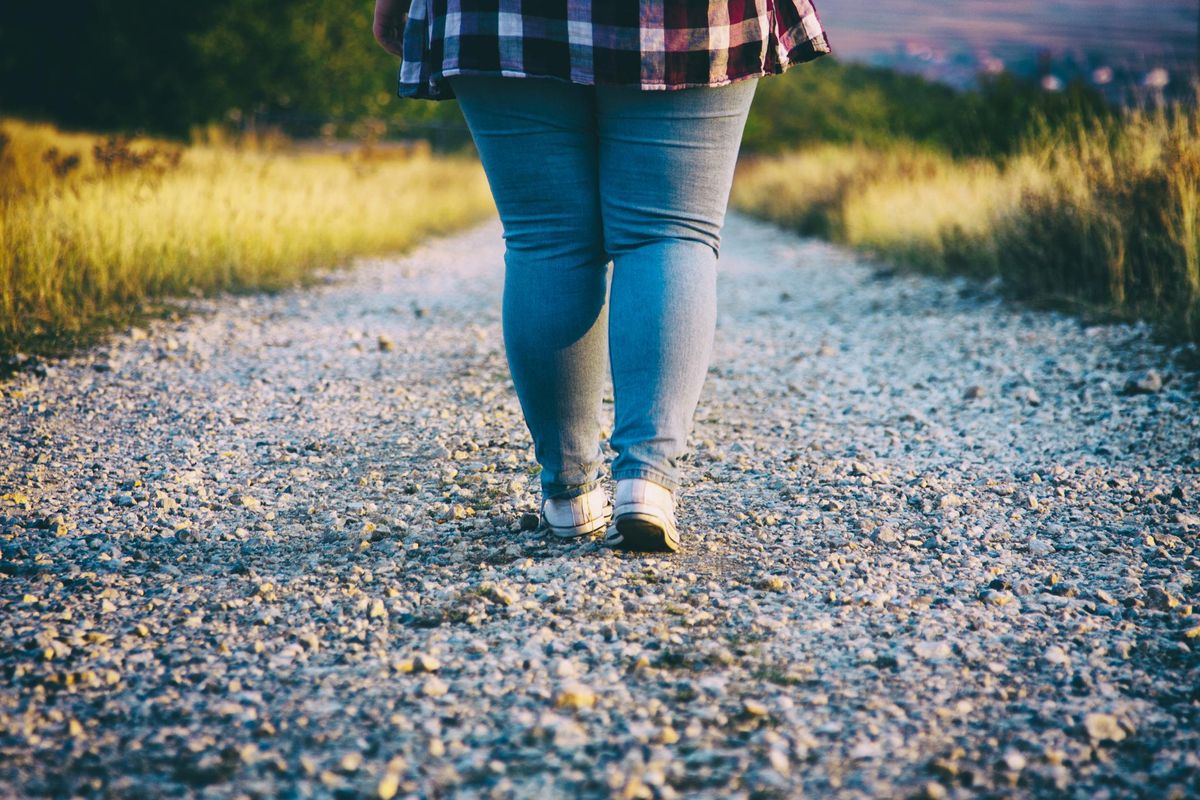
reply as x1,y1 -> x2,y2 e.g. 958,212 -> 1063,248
0,0 -> 462,137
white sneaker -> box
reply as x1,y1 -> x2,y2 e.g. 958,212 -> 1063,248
540,485 -> 612,539
605,478 -> 680,552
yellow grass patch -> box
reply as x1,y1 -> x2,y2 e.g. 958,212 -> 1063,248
733,106 -> 1200,339
1,119 -> 495,354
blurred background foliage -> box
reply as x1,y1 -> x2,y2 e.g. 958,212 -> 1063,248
0,0 -> 463,138
0,0 -> 1115,157
743,59 -> 1114,157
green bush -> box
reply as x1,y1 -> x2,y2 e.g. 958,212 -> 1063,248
744,59 -> 1114,158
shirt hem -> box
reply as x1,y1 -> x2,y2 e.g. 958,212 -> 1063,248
398,43 -> 831,102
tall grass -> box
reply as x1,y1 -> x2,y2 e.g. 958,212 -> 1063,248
1001,109 -> 1200,331
733,104 -> 1200,341
0,119 -> 494,356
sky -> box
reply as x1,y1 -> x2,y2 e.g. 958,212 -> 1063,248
816,0 -> 1198,66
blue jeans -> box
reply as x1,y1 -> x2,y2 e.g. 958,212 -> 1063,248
450,74 -> 758,500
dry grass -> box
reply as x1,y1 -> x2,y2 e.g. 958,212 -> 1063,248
733,105 -> 1200,340
732,144 -> 950,241
0,119 -> 495,356
1000,109 -> 1200,331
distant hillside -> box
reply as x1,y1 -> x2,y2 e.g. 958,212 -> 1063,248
821,0 -> 1196,59
818,0 -> 1197,91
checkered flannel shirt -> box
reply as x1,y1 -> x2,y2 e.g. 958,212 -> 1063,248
398,1 -> 831,100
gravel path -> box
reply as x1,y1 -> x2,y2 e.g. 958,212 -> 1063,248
2,214 -> 1198,799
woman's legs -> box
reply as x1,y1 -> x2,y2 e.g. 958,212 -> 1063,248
597,79 -> 758,492
450,75 -> 610,500
451,74 -> 758,501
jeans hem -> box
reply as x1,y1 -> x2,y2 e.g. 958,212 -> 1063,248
541,476 -> 604,501
611,467 -> 679,493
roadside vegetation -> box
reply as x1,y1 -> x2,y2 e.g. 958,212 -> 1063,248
0,120 -> 493,357
735,60 -> 1200,342
4,52 -> 1196,359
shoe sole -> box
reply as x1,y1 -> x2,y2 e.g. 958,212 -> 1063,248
605,512 -> 680,553
544,503 -> 612,539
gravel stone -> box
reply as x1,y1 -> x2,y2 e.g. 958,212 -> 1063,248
556,684 -> 597,710
1084,713 -> 1127,743
1,215 -> 1197,798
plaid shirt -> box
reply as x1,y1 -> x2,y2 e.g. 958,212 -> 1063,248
398,1 -> 831,101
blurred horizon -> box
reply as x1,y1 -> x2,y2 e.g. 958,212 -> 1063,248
820,0 -> 1198,92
